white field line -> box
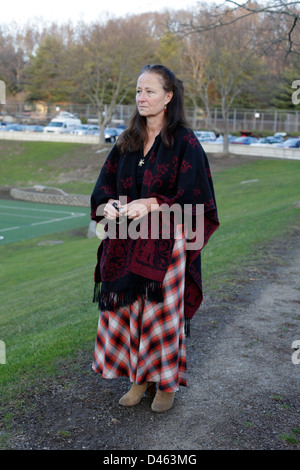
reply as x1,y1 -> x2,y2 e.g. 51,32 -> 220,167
0,204 -> 87,233
0,204 -> 85,215
0,226 -> 21,232
0,211 -> 54,220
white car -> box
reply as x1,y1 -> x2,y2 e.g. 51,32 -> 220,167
194,131 -> 216,142
44,112 -> 81,134
71,125 -> 89,135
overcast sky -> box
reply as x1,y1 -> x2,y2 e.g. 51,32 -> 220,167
0,0 -> 207,25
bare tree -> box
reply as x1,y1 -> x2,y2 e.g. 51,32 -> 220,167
0,22 -> 43,97
225,1 -> 300,55
69,16 -> 157,144
178,7 -> 268,152
182,1 -> 300,57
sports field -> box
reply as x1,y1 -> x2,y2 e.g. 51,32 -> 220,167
0,199 -> 90,245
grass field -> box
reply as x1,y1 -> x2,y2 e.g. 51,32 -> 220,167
0,140 -> 103,195
0,140 -> 299,407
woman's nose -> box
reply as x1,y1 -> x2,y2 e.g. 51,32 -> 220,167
138,91 -> 146,101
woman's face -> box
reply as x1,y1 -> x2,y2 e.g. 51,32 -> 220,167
136,72 -> 173,119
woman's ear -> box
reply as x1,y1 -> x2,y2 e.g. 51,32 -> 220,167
165,91 -> 173,105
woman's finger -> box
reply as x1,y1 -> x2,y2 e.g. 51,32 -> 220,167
104,201 -> 120,219
127,207 -> 147,219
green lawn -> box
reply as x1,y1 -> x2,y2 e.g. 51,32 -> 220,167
0,141 -> 80,186
0,142 -> 299,406
0,140 -> 104,195
0,231 -> 99,398
203,159 -> 300,285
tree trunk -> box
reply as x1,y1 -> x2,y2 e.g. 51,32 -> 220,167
222,105 -> 230,154
97,109 -> 105,145
223,131 -> 229,154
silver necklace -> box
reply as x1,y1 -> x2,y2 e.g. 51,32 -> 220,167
139,136 -> 157,166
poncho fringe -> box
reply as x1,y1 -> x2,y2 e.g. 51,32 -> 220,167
93,274 -> 164,311
93,278 -> 191,336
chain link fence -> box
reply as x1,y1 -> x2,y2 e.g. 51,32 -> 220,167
1,102 -> 300,134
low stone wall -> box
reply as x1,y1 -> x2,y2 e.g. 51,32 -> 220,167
0,130 -> 99,144
202,142 -> 300,160
10,187 -> 90,207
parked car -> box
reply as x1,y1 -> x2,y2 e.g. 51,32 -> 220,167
0,123 -> 24,131
87,125 -> 100,135
274,132 -> 287,138
104,127 -> 119,142
250,136 -> 283,146
24,125 -> 45,132
71,124 -> 90,135
231,136 -> 258,145
215,134 -> 237,143
275,138 -> 300,148
44,112 -> 81,134
194,130 -> 216,142
115,127 -> 125,137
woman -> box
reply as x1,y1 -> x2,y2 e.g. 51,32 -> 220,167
90,64 -> 219,413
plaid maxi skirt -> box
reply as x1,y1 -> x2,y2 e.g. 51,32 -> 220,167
92,233 -> 187,392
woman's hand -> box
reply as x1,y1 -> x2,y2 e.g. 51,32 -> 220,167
103,199 -> 121,220
120,197 -> 159,220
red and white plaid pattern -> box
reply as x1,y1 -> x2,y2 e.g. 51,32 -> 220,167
92,233 -> 187,392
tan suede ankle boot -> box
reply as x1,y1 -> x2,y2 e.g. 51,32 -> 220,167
151,389 -> 175,413
119,382 -> 153,407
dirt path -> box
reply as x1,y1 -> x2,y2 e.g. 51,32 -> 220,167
7,231 -> 299,451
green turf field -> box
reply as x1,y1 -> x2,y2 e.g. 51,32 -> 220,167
0,199 -> 90,245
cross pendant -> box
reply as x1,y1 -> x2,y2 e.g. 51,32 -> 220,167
138,158 -> 145,167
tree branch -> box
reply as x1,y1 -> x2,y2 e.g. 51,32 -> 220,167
226,0 -> 300,18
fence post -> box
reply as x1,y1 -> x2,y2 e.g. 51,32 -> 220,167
233,109 -> 236,132
273,110 -> 277,133
253,110 -> 257,130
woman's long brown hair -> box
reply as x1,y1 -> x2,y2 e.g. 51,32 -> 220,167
117,64 -> 188,154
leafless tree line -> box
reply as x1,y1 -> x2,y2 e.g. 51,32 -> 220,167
0,1 -> 299,151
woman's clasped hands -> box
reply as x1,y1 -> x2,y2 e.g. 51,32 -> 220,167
104,198 -> 159,222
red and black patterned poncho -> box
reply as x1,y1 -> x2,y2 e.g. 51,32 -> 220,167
91,126 -> 219,322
